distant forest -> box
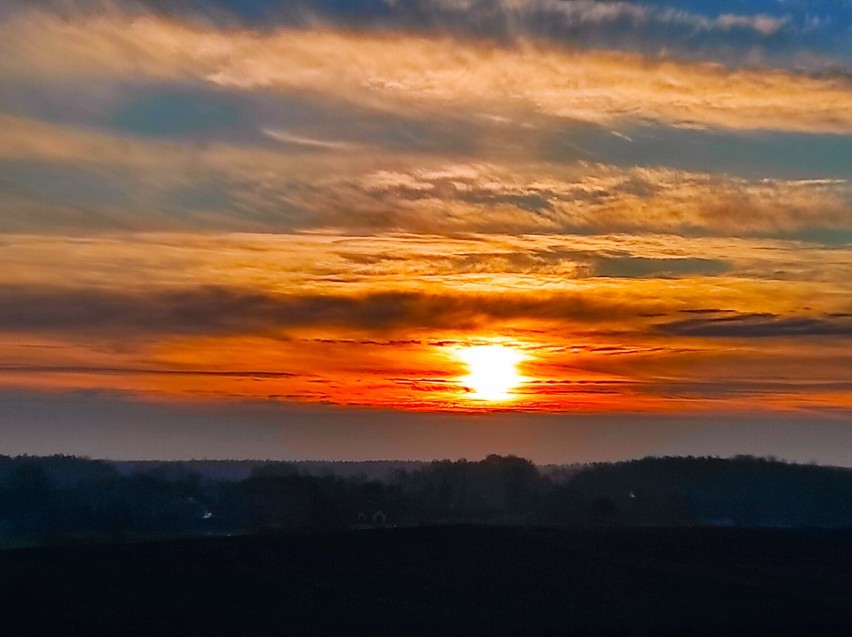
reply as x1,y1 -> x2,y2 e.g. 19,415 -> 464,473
2,454 -> 851,545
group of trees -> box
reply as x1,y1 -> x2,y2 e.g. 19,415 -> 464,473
1,453 -> 851,543
0,456 -> 207,539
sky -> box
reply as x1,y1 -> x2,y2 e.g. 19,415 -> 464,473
0,0 -> 851,464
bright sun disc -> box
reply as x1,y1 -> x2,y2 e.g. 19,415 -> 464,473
457,345 -> 525,402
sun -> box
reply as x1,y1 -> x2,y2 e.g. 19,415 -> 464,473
457,345 -> 526,402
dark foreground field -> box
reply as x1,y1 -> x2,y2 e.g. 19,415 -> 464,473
1,526 -> 850,636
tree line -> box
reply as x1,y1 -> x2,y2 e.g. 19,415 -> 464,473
1,453 -> 851,544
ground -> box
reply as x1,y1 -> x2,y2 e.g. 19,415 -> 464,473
1,526 -> 850,636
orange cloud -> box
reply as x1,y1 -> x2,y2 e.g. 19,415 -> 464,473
0,229 -> 850,411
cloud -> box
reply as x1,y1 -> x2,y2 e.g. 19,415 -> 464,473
0,366 -> 301,378
2,231 -> 851,317
2,13 -> 851,133
0,3 -> 849,418
262,129 -> 360,150
679,309 -> 737,315
641,378 -> 852,399
4,114 -> 849,236
5,275 -> 850,344
7,0 -> 818,67
0,284 -> 661,336
714,13 -> 786,36
427,1 -> 793,43
592,257 -> 730,278
1,1 -> 793,35
309,164 -> 852,236
659,313 -> 852,338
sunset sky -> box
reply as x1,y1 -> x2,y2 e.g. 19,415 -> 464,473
1,0 -> 851,464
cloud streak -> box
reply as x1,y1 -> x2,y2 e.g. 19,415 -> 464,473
659,313 -> 852,338
10,0 -> 834,69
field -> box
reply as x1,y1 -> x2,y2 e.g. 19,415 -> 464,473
2,526 -> 851,636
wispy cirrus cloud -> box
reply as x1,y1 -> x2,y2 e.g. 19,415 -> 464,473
8,0 -> 838,68
2,232 -> 851,295
2,117 -> 849,237
2,13 -> 851,133
335,164 -> 852,235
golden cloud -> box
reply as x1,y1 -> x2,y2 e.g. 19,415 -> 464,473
2,115 -> 849,236
2,13 -> 851,132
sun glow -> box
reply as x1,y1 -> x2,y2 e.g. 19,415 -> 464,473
457,345 -> 526,402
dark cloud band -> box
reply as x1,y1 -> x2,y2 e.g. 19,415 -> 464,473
0,285 -> 652,335
659,313 -> 852,338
